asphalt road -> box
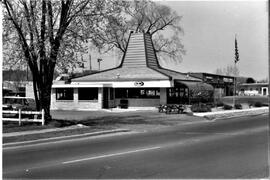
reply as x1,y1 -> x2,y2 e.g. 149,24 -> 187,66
3,113 -> 269,179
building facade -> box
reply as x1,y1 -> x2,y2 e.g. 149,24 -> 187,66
51,32 -> 213,110
189,72 -> 235,98
238,83 -> 269,96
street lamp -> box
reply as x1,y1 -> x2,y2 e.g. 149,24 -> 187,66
97,58 -> 102,71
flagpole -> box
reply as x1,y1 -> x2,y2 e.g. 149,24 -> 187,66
233,34 -> 235,108
233,61 -> 236,107
233,34 -> 239,108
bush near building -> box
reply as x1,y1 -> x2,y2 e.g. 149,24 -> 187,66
253,102 -> 263,107
234,103 -> 242,109
215,101 -> 224,107
191,103 -> 212,112
223,104 -> 233,110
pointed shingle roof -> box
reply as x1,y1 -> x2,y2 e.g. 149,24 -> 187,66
72,32 -> 200,82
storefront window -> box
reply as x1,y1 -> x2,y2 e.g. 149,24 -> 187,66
115,88 -> 128,98
110,88 -> 114,100
56,88 -> 73,100
78,88 -> 98,100
168,88 -> 188,98
115,88 -> 160,98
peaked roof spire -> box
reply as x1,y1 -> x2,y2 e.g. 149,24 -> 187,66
72,31 -> 201,82
120,32 -> 160,68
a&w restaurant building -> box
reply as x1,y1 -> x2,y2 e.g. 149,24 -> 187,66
51,32 -> 213,110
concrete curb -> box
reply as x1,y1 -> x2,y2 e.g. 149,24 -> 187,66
3,125 -> 85,137
3,129 -> 130,148
193,107 -> 268,120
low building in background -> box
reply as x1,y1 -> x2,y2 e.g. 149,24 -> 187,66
2,70 -> 34,98
188,72 -> 234,99
238,83 -> 269,96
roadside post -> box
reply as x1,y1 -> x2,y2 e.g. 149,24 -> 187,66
41,109 -> 45,126
18,109 -> 21,126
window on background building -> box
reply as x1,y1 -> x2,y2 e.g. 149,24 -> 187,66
56,88 -> 73,100
78,88 -> 98,100
205,76 -> 213,82
223,78 -> 233,83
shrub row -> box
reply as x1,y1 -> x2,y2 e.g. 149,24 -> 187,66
191,103 -> 212,112
189,100 -> 268,113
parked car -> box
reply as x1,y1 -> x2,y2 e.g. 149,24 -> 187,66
2,96 -> 36,111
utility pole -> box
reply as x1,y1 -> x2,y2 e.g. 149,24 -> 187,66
97,58 -> 102,71
88,43 -> 92,71
89,54 -> 92,71
26,64 -> 28,81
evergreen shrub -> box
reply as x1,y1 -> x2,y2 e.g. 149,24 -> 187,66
223,104 -> 233,110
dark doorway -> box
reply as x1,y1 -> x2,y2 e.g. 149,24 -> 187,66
103,88 -> 109,108
263,88 -> 267,96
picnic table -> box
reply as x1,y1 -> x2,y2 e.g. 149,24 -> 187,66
158,104 -> 185,114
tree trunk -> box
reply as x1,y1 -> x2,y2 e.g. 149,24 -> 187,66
32,72 -> 40,111
40,89 -> 52,122
38,82 -> 53,122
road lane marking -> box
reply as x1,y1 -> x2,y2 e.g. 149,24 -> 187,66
4,126 -> 267,175
62,146 -> 161,164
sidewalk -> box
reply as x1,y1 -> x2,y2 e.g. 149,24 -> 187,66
3,125 -> 87,137
193,107 -> 269,120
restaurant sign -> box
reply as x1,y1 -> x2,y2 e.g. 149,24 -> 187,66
134,81 -> 144,87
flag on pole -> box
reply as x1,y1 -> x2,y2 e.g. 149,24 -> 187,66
235,36 -> 239,63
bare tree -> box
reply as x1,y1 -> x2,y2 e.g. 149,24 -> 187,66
90,0 -> 185,62
214,65 -> 240,76
257,77 -> 269,83
3,0 -> 120,121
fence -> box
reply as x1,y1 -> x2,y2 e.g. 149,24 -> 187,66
2,109 -> 45,126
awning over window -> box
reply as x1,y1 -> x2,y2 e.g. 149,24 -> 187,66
175,80 -> 214,91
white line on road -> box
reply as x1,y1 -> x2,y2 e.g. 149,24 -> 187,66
62,146 -> 161,164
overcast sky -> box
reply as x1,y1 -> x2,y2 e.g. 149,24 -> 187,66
89,0 -> 268,81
